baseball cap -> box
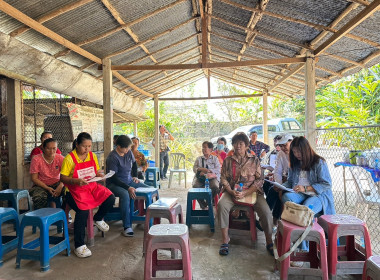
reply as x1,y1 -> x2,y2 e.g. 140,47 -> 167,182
277,134 -> 293,145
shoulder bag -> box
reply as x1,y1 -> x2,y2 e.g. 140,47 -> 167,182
273,201 -> 315,261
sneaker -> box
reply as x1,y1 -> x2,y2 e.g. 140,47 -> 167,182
94,220 -> 109,232
74,245 -> 92,258
122,227 -> 134,237
290,261 -> 304,267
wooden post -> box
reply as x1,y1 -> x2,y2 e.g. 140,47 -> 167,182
305,51 -> 316,149
133,121 -> 138,137
207,74 -> 211,98
6,78 -> 24,188
263,90 -> 268,144
103,58 -> 113,164
154,95 -> 160,168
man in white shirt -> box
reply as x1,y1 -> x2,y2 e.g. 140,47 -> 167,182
193,141 -> 221,209
263,134 -> 293,225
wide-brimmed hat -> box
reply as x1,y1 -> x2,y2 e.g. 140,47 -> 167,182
277,134 -> 293,145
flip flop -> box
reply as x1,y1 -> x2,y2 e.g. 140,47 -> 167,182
266,243 -> 274,256
219,243 -> 229,256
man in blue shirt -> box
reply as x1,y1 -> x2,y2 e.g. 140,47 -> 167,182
248,131 -> 270,160
106,135 -> 152,237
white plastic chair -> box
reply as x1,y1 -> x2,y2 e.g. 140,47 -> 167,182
168,153 -> 187,188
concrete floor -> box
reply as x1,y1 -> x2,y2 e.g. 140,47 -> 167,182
0,176 -> 358,280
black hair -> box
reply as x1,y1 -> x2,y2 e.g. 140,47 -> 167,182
40,131 -> 52,141
113,135 -> 119,141
131,136 -> 139,143
202,141 -> 213,149
73,132 -> 92,150
250,130 -> 258,136
217,137 -> 227,145
289,136 -> 325,171
274,135 -> 282,141
116,135 -> 132,148
231,132 -> 249,147
42,138 -> 57,148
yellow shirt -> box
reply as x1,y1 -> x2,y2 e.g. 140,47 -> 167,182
61,150 -> 100,177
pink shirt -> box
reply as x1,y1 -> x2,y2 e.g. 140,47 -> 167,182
30,154 -> 64,186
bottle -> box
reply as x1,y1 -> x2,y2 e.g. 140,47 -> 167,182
237,182 -> 243,192
205,178 -> 210,191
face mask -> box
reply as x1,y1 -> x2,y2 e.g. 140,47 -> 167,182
217,144 -> 224,151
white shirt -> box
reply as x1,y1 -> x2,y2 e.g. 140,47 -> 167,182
298,170 -> 310,186
273,150 -> 289,184
193,154 -> 221,181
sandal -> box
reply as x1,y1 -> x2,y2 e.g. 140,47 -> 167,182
266,243 -> 274,256
219,243 -> 229,256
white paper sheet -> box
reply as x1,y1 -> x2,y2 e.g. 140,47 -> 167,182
87,170 -> 115,182
264,179 -> 295,192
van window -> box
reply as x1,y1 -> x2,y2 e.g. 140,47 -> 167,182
282,121 -> 291,130
268,125 -> 277,132
249,126 -> 262,135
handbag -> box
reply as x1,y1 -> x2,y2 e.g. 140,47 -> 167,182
196,158 -> 207,183
273,201 -> 315,261
232,160 -> 257,206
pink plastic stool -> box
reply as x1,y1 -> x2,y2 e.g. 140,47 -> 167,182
228,204 -> 257,243
65,204 -> 99,247
143,198 -> 183,255
276,220 -> 328,280
318,214 -> 372,280
363,255 -> 380,280
144,224 -> 191,280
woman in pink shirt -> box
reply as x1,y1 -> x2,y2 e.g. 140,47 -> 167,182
29,138 -> 64,209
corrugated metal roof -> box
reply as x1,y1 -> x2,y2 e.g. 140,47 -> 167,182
0,0 -> 379,102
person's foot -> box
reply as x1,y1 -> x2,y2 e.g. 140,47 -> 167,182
219,243 -> 229,256
74,245 -> 92,258
122,227 -> 134,237
94,220 -> 109,232
266,243 -> 274,256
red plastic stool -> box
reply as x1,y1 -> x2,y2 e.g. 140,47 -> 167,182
143,198 -> 183,255
275,220 -> 328,280
228,205 -> 257,243
192,193 -> 220,210
318,214 -> 372,280
363,255 -> 380,280
144,224 -> 191,280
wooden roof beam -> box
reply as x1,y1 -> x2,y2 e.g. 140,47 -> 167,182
153,72 -> 204,94
9,0 -> 95,37
314,0 -> 380,55
199,0 -> 209,77
112,71 -> 153,98
108,57 -> 306,71
157,76 -> 205,98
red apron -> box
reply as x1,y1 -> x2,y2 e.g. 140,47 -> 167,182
66,151 -> 112,210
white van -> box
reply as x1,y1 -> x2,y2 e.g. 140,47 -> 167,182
211,118 -> 304,149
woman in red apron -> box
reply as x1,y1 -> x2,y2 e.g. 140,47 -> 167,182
60,132 -> 115,258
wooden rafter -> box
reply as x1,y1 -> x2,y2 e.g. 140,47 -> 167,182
233,0 -> 269,78
264,2 -> 360,92
101,0 -> 158,64
221,0 -> 380,50
153,72 -> 204,94
54,0 -> 187,58
160,93 -> 263,101
157,76 -> 205,98
314,0 -> 380,55
0,0 -> 154,99
9,0 -> 95,37
112,71 -> 153,98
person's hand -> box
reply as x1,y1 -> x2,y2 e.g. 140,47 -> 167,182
128,187 -> 136,199
96,170 -> 105,177
52,184 -> 63,197
294,185 -> 306,193
47,187 -> 55,196
132,177 -> 140,183
235,190 -> 245,200
198,167 -> 208,173
260,151 -> 267,158
78,178 -> 89,186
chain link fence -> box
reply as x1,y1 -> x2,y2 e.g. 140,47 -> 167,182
316,125 -> 380,254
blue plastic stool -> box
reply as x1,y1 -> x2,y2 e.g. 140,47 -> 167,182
144,167 -> 161,189
0,207 -> 19,266
16,208 -> 70,272
0,189 -> 32,215
186,188 -> 214,232
131,188 -> 159,227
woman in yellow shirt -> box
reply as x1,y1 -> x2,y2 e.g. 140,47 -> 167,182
60,132 -> 115,258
